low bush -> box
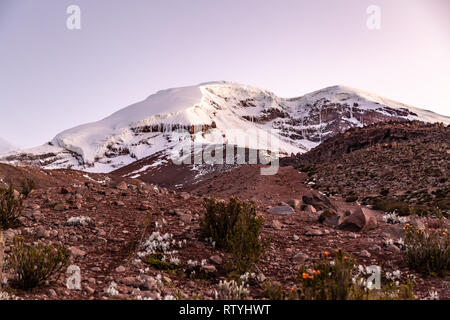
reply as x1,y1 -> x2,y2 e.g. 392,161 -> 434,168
215,280 -> 249,300
200,197 -> 265,274
7,237 -> 70,289
404,224 -> 449,277
436,198 -> 450,210
345,195 -> 358,203
20,179 -> 35,198
372,198 -> 411,216
0,185 -> 22,229
295,250 -> 415,300
297,250 -> 356,300
146,253 -> 180,271
262,281 -> 284,300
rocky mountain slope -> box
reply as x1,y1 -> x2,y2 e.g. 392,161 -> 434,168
0,163 -> 448,300
282,121 -> 450,217
2,83 -> 449,174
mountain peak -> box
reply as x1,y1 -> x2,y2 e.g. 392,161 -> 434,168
1,82 -> 449,173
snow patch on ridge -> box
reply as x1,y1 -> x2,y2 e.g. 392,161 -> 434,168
2,82 -> 449,173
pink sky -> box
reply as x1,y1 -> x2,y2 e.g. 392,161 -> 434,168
0,0 -> 449,147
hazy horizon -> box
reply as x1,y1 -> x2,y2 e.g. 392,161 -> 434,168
1,0 -> 449,148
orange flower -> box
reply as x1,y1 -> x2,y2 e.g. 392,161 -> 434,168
302,272 -> 309,279
324,251 -> 329,257
316,270 -> 321,275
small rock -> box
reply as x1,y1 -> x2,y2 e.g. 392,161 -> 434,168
35,226 -> 50,238
292,234 -> 300,241
203,265 -> 217,273
116,266 -> 127,272
13,189 -> 21,200
360,250 -> 371,258
139,202 -> 150,211
3,229 -> 18,243
84,285 -> 95,295
61,186 -> 73,195
116,181 -> 128,191
69,246 -> 86,258
304,205 -> 317,214
305,228 -> 329,236
178,192 -> 191,200
54,204 -> 67,211
318,210 -> 342,227
179,214 -> 193,224
268,205 -> 294,215
29,204 -> 40,210
272,220 -> 283,230
293,252 -> 309,263
140,277 -> 157,290
48,289 -> 57,297
257,273 -> 266,282
287,199 -> 301,209
209,255 -> 223,265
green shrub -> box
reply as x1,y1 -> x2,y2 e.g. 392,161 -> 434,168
145,253 -> 179,271
0,185 -> 22,229
184,265 -> 210,280
372,198 -> 411,216
8,237 -> 70,289
404,224 -> 449,277
200,197 -> 265,274
436,199 -> 450,210
296,250 -> 415,300
297,250 -> 356,300
262,281 -> 284,300
227,206 -> 266,274
409,205 -> 429,217
345,195 -> 358,203
20,179 -> 35,199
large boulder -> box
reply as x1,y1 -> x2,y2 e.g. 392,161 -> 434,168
302,192 -> 337,212
318,210 -> 343,227
268,205 -> 294,215
338,207 -> 378,232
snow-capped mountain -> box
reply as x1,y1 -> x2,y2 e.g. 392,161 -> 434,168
0,137 -> 14,154
2,82 -> 449,173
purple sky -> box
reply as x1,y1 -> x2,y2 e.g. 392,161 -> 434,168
1,0 -> 449,148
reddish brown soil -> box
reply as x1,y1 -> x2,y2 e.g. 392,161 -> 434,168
1,163 -> 448,300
